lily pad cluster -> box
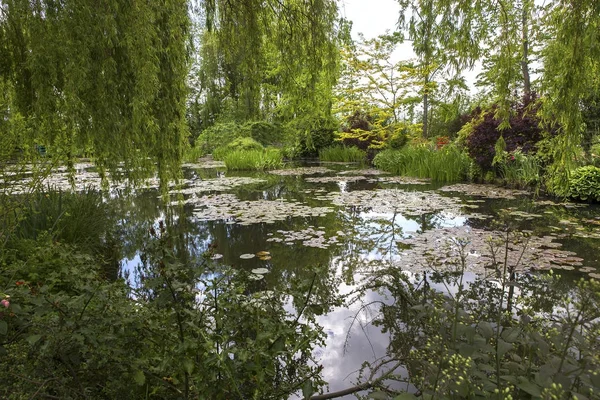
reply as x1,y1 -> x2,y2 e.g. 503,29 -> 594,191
337,169 -> 387,176
439,184 -> 530,199
169,177 -> 267,197
394,226 -> 588,274
268,167 -> 332,176
305,175 -> 366,184
317,189 -> 480,217
182,160 -> 226,169
266,227 -> 341,249
367,176 -> 431,185
192,194 -> 333,224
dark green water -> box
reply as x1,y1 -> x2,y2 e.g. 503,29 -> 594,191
104,161 -> 600,397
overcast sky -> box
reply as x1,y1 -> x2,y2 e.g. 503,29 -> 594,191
338,0 -> 401,40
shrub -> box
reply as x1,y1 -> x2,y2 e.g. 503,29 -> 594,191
373,144 -> 471,182
465,97 -> 545,171
243,121 -> 283,146
223,148 -> 283,170
319,145 -> 366,163
289,116 -> 338,158
495,148 -> 542,188
568,165 -> 600,202
213,137 -> 264,160
338,110 -> 383,150
195,122 -> 241,155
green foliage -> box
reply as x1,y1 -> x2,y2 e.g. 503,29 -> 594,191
289,116 -> 338,158
0,225 -> 325,399
194,0 -> 341,124
222,149 -> 283,170
373,144 -> 471,182
213,137 -> 264,160
495,148 -> 542,189
244,121 -> 283,146
194,122 -> 242,156
568,165 -> 600,202
318,145 -> 366,163
0,0 -> 190,186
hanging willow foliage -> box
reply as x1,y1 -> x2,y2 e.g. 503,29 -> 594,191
195,0 -> 341,125
0,0 -> 190,185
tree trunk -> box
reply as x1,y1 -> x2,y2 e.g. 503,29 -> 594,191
423,89 -> 429,138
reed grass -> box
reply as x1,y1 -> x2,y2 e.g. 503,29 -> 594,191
223,149 -> 283,170
373,144 -> 471,182
318,145 -> 366,163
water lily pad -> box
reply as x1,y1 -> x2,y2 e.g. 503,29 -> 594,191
240,253 -> 255,259
439,184 -> 529,199
268,167 -> 332,176
251,268 -> 269,274
210,254 -> 223,260
256,251 -> 270,257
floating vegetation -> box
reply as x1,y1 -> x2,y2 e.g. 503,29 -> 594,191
305,175 -> 366,184
168,177 -> 267,197
266,227 -> 339,249
439,184 -> 530,199
394,226 -> 586,274
240,253 -> 255,259
501,208 -> 544,219
534,199 -> 589,208
251,268 -> 269,274
268,167 -> 332,176
317,189 -> 486,218
337,169 -> 387,176
192,194 -> 333,224
182,160 -> 226,169
211,254 -> 223,260
367,176 -> 431,185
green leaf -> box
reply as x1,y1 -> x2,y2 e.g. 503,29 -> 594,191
516,380 -> 541,397
133,369 -> 145,386
26,334 -> 41,344
302,380 -> 314,399
0,321 -> 7,335
478,321 -> 494,339
394,393 -> 418,400
497,339 -> 513,357
501,327 -> 521,343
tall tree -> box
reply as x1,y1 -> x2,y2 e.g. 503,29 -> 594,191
0,0 -> 190,185
397,0 -> 485,137
194,0 -> 341,127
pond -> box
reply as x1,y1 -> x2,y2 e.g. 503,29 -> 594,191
6,159 -> 600,398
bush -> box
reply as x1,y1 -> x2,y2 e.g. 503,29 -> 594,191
464,97 -> 545,171
338,110 -> 382,151
222,148 -> 283,170
213,137 -> 264,160
243,121 -> 283,146
568,165 -> 600,202
373,144 -> 471,182
195,122 -> 241,155
495,148 -> 542,188
290,116 -> 338,158
319,145 -> 366,163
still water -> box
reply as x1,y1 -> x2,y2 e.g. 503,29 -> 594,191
107,160 -> 600,397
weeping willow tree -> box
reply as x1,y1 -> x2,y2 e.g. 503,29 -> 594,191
540,0 -> 600,195
0,0 -> 190,184
192,0 -> 341,131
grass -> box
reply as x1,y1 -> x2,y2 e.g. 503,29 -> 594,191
319,145 -> 366,163
373,144 -> 471,182
498,151 -> 541,188
222,148 -> 283,170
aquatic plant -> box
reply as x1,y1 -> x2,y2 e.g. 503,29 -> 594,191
318,145 -> 366,163
373,144 -> 471,182
222,148 -> 283,170
213,137 -> 264,160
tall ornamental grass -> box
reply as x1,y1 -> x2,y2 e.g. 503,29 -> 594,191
319,145 -> 366,163
373,144 -> 471,182
223,149 -> 283,170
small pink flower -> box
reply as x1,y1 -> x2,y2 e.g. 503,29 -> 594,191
0,299 -> 9,308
